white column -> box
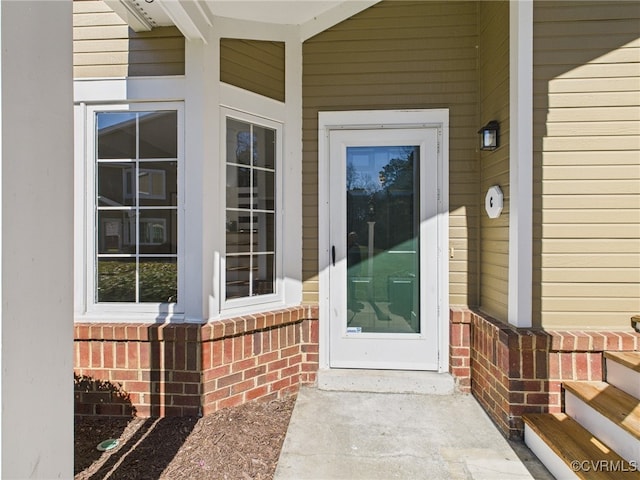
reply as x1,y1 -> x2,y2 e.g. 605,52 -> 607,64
1,1 -> 74,477
284,30 -> 303,306
184,37 -> 213,321
508,0 -> 533,328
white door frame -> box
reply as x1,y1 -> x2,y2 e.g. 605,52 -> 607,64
318,109 -> 449,372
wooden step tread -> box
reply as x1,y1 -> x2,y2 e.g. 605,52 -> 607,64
524,413 -> 631,480
564,381 -> 640,439
605,351 -> 640,373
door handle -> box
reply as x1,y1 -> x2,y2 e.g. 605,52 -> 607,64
332,246 -> 336,266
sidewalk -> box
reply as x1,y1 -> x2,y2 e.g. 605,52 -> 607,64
275,384 -> 553,480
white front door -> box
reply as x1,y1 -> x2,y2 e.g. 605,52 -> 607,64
321,111 -> 448,371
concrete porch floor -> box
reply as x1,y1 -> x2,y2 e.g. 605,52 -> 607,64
275,371 -> 553,480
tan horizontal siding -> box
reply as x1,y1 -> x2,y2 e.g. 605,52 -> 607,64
538,188 -> 640,205
537,268 -> 640,283
537,209 -> 639,224
543,77 -> 639,94
540,283 -> 639,297
73,0 -> 112,13
541,254 -> 640,269
537,239 -> 640,254
74,49 -> 184,66
220,39 -> 285,103
533,1 -> 640,329
73,10 -> 123,27
73,0 -> 184,78
539,151 -> 640,165
540,121 -> 639,137
534,16 -> 639,38
302,0 -> 480,307
478,1 -> 509,321
536,63 -> 640,81
537,179 -> 639,195
534,312 -> 637,328
540,224 -> 639,239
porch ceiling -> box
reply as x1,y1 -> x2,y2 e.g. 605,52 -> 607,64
106,0 -> 380,40
205,1 -> 346,25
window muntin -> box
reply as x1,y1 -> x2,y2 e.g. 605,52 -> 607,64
95,110 -> 178,304
225,117 -> 277,301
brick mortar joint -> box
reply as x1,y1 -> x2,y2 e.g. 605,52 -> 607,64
449,305 -> 473,324
457,307 -> 640,353
202,318 -> 307,343
75,305 -> 320,342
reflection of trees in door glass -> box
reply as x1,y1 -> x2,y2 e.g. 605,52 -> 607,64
378,147 -> 415,191
346,146 -> 420,334
346,146 -> 419,252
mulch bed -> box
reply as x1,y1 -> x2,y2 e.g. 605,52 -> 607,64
74,395 -> 296,480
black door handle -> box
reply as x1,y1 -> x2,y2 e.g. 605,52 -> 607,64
332,246 -> 336,266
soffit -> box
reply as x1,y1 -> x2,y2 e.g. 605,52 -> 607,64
204,1 -> 346,26
106,0 -> 379,39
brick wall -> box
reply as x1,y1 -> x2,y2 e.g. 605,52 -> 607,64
449,307 -> 640,438
200,308 -> 319,415
449,307 -> 472,393
78,303 -> 637,437
74,306 -> 319,418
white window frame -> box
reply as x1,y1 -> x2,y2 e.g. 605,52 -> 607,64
78,101 -> 185,318
73,62 -> 302,323
218,105 -> 284,316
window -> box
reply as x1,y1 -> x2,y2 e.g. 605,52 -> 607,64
75,77 -> 300,321
95,109 -> 179,304
224,114 -> 280,304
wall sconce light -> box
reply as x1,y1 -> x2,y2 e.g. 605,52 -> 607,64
478,120 -> 500,151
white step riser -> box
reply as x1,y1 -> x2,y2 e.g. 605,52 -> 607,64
524,424 -> 579,480
565,390 -> 640,465
605,358 -> 640,399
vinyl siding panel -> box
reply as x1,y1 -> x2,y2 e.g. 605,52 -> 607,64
302,0 -> 480,307
478,1 -> 510,321
73,0 -> 184,78
220,39 -> 285,102
533,1 -> 640,329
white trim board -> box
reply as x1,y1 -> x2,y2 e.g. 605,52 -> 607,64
508,0 -> 533,328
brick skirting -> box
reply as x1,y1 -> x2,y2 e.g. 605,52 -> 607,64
449,306 -> 640,438
76,303 -> 638,439
74,306 -> 319,418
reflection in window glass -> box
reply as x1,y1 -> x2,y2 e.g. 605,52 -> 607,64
97,112 -> 136,159
96,110 -> 178,303
139,258 -> 178,303
98,163 -> 135,206
139,111 -> 178,158
225,117 -> 277,300
97,258 -> 136,302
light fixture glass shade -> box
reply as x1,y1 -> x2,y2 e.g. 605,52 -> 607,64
478,121 -> 499,150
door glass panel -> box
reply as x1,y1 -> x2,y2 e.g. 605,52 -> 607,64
346,146 -> 420,334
